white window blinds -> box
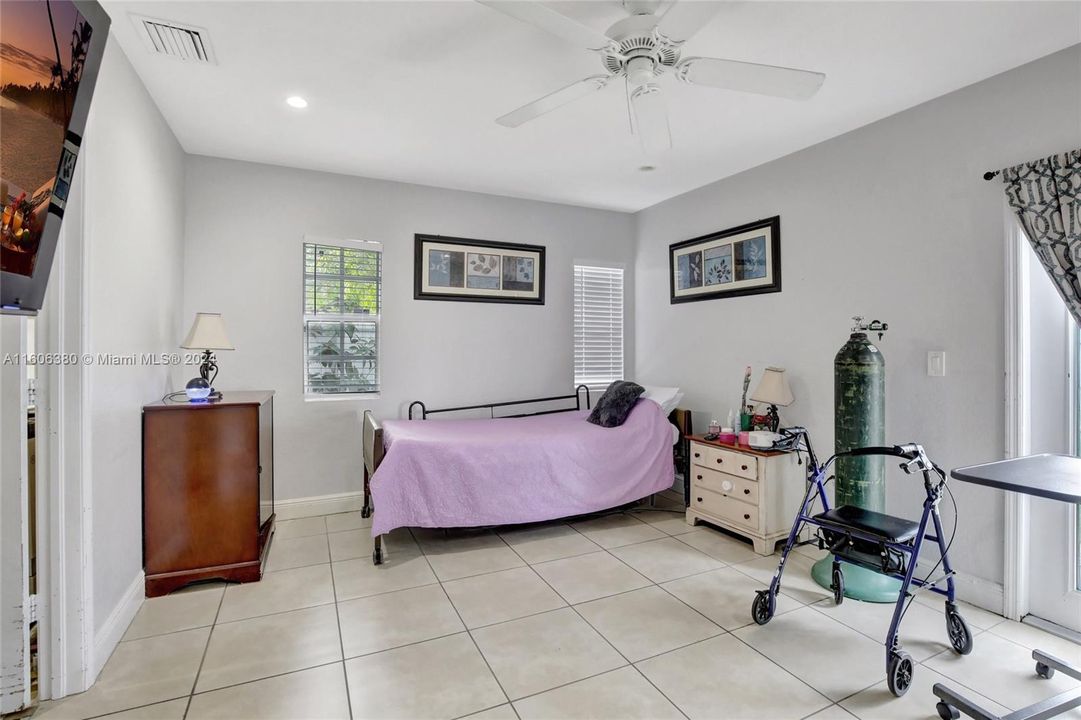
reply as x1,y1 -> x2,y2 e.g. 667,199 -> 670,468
303,239 -> 382,395
574,265 -> 624,390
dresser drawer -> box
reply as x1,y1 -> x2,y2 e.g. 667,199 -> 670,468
690,443 -> 710,468
689,442 -> 758,480
691,466 -> 759,505
691,487 -> 759,530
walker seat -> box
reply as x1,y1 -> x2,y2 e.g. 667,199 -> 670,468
814,506 -> 920,543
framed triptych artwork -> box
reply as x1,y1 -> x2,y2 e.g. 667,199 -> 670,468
669,216 -> 781,303
414,234 -> 545,304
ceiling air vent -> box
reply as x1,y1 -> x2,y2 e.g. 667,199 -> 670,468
133,15 -> 216,64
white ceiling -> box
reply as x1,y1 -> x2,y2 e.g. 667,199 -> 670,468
104,1 -> 1081,212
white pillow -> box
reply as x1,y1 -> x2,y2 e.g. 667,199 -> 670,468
641,385 -> 684,415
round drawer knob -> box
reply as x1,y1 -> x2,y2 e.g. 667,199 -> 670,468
694,452 -> 701,458
744,488 -> 751,495
696,475 -> 703,480
741,464 -> 749,471
722,480 -> 733,492
697,497 -> 703,503
716,458 -> 723,464
743,513 -> 751,520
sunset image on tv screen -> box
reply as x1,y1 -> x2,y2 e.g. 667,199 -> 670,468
1,0 -> 91,278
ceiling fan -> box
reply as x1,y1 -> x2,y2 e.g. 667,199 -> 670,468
479,0 -> 826,155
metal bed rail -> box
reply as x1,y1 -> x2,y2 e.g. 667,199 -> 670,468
408,384 -> 591,420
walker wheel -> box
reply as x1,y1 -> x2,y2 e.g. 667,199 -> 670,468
887,651 -> 914,697
751,590 -> 775,625
831,566 -> 845,605
936,701 -> 960,720
1036,662 -> 1055,679
945,606 -> 973,655
372,547 -> 383,565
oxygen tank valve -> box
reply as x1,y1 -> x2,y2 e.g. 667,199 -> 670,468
851,316 -> 889,341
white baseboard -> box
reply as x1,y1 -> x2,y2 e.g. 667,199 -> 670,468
275,491 -> 363,520
953,572 -> 1004,616
91,570 -> 144,682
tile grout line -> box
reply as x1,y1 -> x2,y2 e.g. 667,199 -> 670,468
409,527 -> 518,717
328,553 -> 356,720
181,581 -> 228,720
495,529 -> 693,720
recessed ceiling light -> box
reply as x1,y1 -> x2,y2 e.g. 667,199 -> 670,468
638,165 -> 656,172
286,95 -> 308,109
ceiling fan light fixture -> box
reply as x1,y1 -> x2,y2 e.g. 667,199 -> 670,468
625,56 -> 656,86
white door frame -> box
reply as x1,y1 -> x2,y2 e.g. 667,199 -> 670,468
35,157 -> 94,700
1003,205 -> 1081,627
1003,205 -> 1031,621
0,314 -> 31,714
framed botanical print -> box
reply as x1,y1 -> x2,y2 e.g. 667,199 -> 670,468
669,216 -> 781,303
414,234 -> 545,304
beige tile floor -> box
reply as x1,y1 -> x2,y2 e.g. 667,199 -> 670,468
34,493 -> 1081,720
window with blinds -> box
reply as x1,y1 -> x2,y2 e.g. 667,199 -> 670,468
573,265 -> 624,391
303,239 -> 382,395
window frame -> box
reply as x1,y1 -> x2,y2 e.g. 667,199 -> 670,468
301,235 -> 383,401
572,262 -> 625,392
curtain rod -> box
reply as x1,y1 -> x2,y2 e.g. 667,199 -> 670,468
983,170 -> 1001,181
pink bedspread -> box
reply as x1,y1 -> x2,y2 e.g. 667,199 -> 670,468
370,400 -> 674,535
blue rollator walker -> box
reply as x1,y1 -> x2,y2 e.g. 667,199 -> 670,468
751,428 -> 972,700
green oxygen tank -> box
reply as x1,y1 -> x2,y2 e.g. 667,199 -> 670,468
834,321 -> 886,511
812,316 -> 900,602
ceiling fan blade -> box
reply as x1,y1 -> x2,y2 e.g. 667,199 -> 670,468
497,75 -> 610,128
476,1 -> 616,51
654,1 -> 722,44
630,83 -> 672,155
677,57 -> 825,99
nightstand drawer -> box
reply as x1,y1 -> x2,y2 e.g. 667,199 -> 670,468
690,443 -> 710,468
691,467 -> 759,505
714,448 -> 757,480
691,487 -> 759,530
692,445 -> 757,479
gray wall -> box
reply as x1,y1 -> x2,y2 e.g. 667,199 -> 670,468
633,45 -> 1081,591
81,42 -> 187,634
181,157 -> 636,501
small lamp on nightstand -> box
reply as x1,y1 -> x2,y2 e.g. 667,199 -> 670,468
749,366 -> 794,432
181,312 -> 234,400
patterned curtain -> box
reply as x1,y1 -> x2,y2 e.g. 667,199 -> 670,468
1002,149 -> 1081,325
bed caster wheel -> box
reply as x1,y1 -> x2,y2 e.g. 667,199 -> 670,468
751,590 -> 775,625
831,565 -> 845,605
887,651 -> 914,697
945,604 -> 973,655
361,505 -> 372,519
372,547 -> 383,565
936,701 -> 960,720
1036,662 -> 1055,679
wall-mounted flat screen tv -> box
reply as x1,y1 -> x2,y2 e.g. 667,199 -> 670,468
1,0 -> 110,314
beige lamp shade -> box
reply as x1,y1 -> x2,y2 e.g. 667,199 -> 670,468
749,366 -> 794,407
181,313 -> 234,350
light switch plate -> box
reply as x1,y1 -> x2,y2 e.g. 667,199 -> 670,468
927,351 -> 946,377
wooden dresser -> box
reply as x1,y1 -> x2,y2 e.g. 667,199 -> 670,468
142,391 -> 275,597
685,434 -> 804,554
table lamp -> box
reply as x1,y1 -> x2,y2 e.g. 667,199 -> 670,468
181,312 -> 234,401
749,366 -> 794,432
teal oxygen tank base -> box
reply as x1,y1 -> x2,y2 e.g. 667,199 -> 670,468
811,556 -> 901,603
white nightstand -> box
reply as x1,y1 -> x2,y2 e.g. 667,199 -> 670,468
685,435 -> 806,555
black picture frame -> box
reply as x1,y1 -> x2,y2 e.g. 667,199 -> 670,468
669,216 -> 781,304
414,234 -> 546,305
